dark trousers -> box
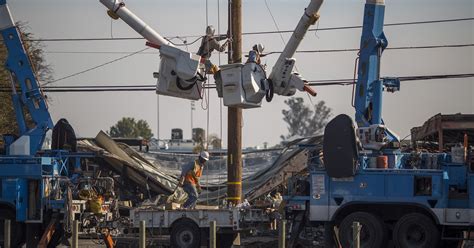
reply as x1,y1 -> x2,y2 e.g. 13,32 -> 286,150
182,183 -> 198,209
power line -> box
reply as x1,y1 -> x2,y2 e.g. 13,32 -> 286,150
306,73 -> 474,86
21,17 -> 474,42
41,43 -> 472,82
43,85 -> 154,88
244,17 -> 474,36
2,73 -> 471,92
43,47 -> 150,85
44,43 -> 474,55
30,17 -> 474,84
259,44 -> 474,55
264,0 -> 287,46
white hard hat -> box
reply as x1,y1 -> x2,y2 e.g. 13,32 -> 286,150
199,151 -> 210,161
206,25 -> 215,36
253,43 -> 264,53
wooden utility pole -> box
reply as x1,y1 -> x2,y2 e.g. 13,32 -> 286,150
227,0 -> 242,206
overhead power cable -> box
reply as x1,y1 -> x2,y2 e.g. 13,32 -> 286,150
45,43 -> 474,55
306,73 -> 474,86
2,73 -> 471,93
264,0 -> 287,46
20,17 -> 474,42
243,17 -> 474,36
42,43 -> 472,83
43,47 -> 150,85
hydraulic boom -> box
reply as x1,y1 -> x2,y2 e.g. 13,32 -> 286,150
0,0 -> 53,155
100,0 -> 205,100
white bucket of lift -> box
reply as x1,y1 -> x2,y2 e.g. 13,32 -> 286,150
156,45 -> 203,100
218,62 -> 267,108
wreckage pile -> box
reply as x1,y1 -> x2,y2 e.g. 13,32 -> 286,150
77,131 -> 323,209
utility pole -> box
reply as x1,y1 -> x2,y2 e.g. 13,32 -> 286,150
227,0 -> 243,206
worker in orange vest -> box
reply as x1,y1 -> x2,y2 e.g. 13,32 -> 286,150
179,151 -> 209,209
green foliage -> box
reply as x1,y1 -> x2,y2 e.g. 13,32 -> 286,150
109,117 -> 153,140
192,143 -> 204,154
281,97 -> 332,140
135,119 -> 153,140
0,23 -> 52,136
192,128 -> 205,143
208,133 -> 222,149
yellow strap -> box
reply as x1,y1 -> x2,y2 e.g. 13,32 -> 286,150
226,196 -> 241,200
227,181 -> 241,185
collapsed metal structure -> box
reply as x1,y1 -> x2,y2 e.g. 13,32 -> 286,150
78,132 -> 322,206
411,113 -> 474,152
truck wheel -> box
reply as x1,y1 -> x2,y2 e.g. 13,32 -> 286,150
338,212 -> 386,248
0,209 -> 25,247
217,233 -> 236,248
393,213 -> 439,248
170,219 -> 201,248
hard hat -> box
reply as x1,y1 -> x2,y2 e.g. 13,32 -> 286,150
199,151 -> 210,161
253,43 -> 264,54
206,25 -> 215,36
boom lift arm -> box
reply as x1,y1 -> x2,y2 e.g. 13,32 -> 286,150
354,0 -> 400,150
216,0 -> 323,108
100,0 -> 322,108
100,0 -> 205,100
268,0 -> 322,97
0,0 -> 54,155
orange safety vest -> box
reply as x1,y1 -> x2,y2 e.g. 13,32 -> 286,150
185,160 -> 203,185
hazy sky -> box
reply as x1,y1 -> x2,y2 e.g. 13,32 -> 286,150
7,0 -> 474,147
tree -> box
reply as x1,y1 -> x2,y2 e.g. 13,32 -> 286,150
0,23 -> 52,136
109,117 -> 154,140
281,97 -> 332,140
192,128 -> 205,143
135,119 -> 153,140
208,133 -> 222,149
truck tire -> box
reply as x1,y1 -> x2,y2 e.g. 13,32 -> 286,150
0,209 -> 25,247
338,211 -> 386,248
170,219 -> 201,248
217,233 -> 236,248
393,213 -> 439,248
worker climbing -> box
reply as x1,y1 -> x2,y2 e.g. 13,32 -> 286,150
197,25 -> 231,74
178,151 -> 210,209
